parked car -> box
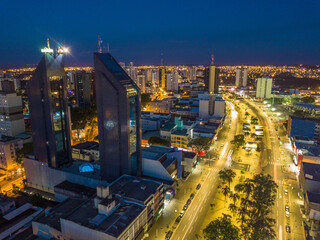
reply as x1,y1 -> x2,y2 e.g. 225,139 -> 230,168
166,231 -> 173,239
183,204 -> 188,211
196,183 -> 201,190
175,215 -> 182,223
187,199 -> 191,205
284,189 -> 288,195
286,225 -> 291,233
180,211 -> 184,217
189,193 -> 195,200
285,205 -> 289,212
285,211 -> 289,217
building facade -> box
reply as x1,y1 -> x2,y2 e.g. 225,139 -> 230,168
204,66 -> 219,94
94,53 -> 142,182
27,52 -> 72,168
0,92 -> 25,137
235,68 -> 248,87
256,77 -> 272,98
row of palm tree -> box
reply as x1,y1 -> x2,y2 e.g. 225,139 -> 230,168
217,169 -> 278,240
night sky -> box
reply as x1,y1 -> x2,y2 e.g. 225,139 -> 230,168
1,0 -> 319,66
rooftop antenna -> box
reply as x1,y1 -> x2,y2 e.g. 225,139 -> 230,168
161,52 -> 164,66
47,38 -> 50,49
211,49 -> 214,65
98,35 -> 102,53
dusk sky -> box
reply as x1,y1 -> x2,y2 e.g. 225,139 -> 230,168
1,0 -> 319,66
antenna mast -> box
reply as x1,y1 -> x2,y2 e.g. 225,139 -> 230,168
211,49 -> 214,65
161,52 -> 163,66
98,35 -> 102,53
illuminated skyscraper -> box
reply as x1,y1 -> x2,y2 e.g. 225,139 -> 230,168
94,53 -> 142,182
159,67 -> 166,89
27,45 -> 72,168
204,66 -> 219,94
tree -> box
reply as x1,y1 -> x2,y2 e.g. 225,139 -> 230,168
230,192 -> 240,204
189,137 -> 211,155
251,116 -> 258,125
203,214 -> 240,240
141,93 -> 152,108
300,96 -> 315,104
30,193 -> 46,208
229,203 -> 238,216
234,174 -> 278,240
218,169 -> 236,188
148,136 -> 171,147
15,142 -> 34,165
222,185 -> 230,201
231,135 -> 246,149
256,144 -> 261,152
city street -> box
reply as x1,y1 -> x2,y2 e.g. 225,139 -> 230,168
243,98 -> 305,240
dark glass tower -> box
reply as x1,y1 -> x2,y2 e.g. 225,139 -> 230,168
94,53 -> 142,182
27,52 -> 72,168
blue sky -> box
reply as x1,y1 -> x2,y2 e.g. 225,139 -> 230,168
1,0 -> 319,66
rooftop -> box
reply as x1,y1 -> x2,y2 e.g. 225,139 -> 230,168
172,129 -> 188,137
307,191 -> 320,204
302,162 -> 320,182
64,198 -> 145,238
160,123 -> 176,131
54,180 -> 96,197
72,141 -> 99,151
142,145 -> 174,160
110,175 -> 162,203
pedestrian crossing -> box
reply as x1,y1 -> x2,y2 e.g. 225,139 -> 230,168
275,179 -> 284,185
267,161 -> 282,166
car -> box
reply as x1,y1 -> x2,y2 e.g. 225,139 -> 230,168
196,183 -> 201,190
183,204 -> 188,211
277,159 -> 280,162
221,143 -> 224,147
166,230 -> 173,239
285,205 -> 289,212
187,199 -> 191,205
284,189 -> 288,195
189,193 -> 195,200
286,225 -> 291,233
179,211 -> 184,217
175,215 -> 182,223
285,211 -> 289,217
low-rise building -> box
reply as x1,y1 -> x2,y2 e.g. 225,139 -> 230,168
71,141 -> 99,161
33,178 -> 164,240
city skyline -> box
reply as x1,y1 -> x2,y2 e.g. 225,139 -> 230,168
1,0 -> 320,66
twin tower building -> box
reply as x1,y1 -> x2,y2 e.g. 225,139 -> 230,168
27,47 -> 142,183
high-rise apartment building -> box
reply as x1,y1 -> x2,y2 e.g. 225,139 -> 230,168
136,74 -> 146,93
94,52 -> 142,182
204,66 -> 220,94
27,50 -> 72,168
74,71 -> 92,107
235,68 -> 248,87
0,91 -> 25,137
256,77 -> 272,98
159,68 -> 166,89
166,70 -> 179,92
189,66 -> 197,81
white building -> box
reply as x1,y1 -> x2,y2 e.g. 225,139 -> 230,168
235,68 -> 248,87
0,136 -> 22,170
0,92 -> 25,137
198,93 -> 226,119
166,71 -> 179,92
256,77 -> 273,99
